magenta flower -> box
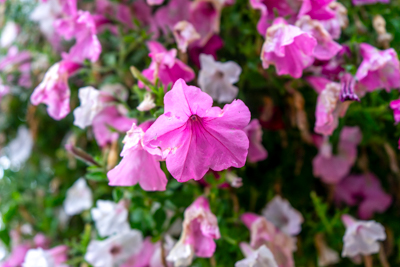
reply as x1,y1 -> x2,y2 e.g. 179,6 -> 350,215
295,15 -> 342,61
143,79 -> 250,182
108,121 -> 168,191
355,43 -> 400,92
335,173 -> 392,219
188,34 -> 224,67
92,106 -> 137,147
154,0 -> 190,37
244,119 -> 268,163
340,73 -> 359,102
352,0 -> 390,5
319,2 -> 348,40
298,0 -> 336,21
261,18 -> 317,79
390,99 -> 400,123
1,243 -> 30,267
140,41 -> 195,89
167,196 -> 220,266
30,60 -> 81,120
313,126 -> 362,184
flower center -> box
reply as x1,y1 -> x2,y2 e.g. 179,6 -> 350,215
190,114 -> 198,121
109,245 -> 122,256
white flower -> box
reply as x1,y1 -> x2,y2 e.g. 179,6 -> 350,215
137,92 -> 156,112
73,86 -> 104,129
198,54 -> 241,103
100,83 -> 128,102
30,0 -> 62,38
84,230 -> 143,267
63,178 -> 93,216
315,234 -> 339,267
262,196 -> 303,236
235,244 -> 278,267
91,200 -> 130,238
1,21 -> 18,48
341,214 -> 386,258
173,21 -> 200,53
22,248 -> 55,267
166,240 -> 194,267
4,126 -> 33,169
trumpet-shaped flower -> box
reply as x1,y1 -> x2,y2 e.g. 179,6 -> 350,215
198,54 -> 241,103
261,18 -> 317,79
107,121 -> 168,191
235,243 -> 278,267
244,119 -> 268,163
63,178 -> 93,216
143,79 -> 250,182
341,215 -> 386,258
173,21 -> 200,53
73,86 -> 105,129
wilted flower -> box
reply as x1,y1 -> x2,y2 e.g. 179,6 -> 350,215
173,21 -> 200,53
235,243 -> 278,267
341,215 -> 386,258
1,21 -> 18,48
261,18 -> 317,79
137,92 -> 156,112
198,54 -> 241,103
243,119 -> 268,163
22,246 -> 68,267
91,200 -> 130,238
85,230 -> 143,267
262,196 -> 303,236
143,79 -> 250,182
63,178 -> 93,216
167,197 -> 220,266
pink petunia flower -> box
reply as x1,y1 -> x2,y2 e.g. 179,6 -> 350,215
167,196 -> 220,266
188,34 -> 224,67
355,43 -> 400,92
154,0 -> 190,37
313,126 -> 362,184
298,0 -> 336,21
22,246 -> 68,267
261,18 -> 317,79
352,0 -> 390,5
30,60 -> 81,120
107,121 -> 168,191
319,1 -> 348,40
390,99 -> 400,124
173,21 -> 201,53
335,173 -> 392,219
244,119 -> 268,163
140,41 -> 195,90
143,79 -> 250,182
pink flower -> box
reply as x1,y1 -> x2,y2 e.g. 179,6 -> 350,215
355,43 -> 400,92
390,99 -> 400,123
167,197 -> 220,266
313,126 -> 362,184
107,121 -> 168,191
295,15 -> 342,61
140,41 -> 195,89
261,18 -> 317,79
352,0 -> 389,5
30,60 -> 81,120
143,79 -> 250,182
188,34 -> 224,67
319,2 -> 348,40
241,213 -> 296,267
341,215 -> 386,257
92,106 -> 137,147
154,0 -> 190,37
335,173 -> 392,219
121,237 -> 158,267
236,243 -> 278,267
0,46 -> 31,73
306,76 -> 332,94
244,119 -> 268,163
23,246 -> 68,267
1,244 -> 30,267
147,0 -> 164,6
173,21 -> 200,53
298,0 -> 336,21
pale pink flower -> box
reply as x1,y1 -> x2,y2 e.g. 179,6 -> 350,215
154,0 -> 190,37
198,53 -> 241,103
295,15 -> 341,61
335,173 -> 392,219
91,200 -> 130,238
143,79 -> 250,182
313,126 -> 362,184
147,0 -> 164,6
63,178 -> 93,216
73,86 -> 104,129
1,244 -> 30,267
319,1 -> 348,40
1,21 -> 18,48
306,76 -> 332,94
173,21 -> 200,53
261,18 -> 317,79
0,46 -> 31,75
22,246 -> 68,267
137,92 -> 156,112
140,41 -> 195,89
298,0 -> 336,20
236,243 -> 278,267
262,196 -> 303,236
341,215 -> 386,258
352,0 -> 389,5
243,119 -> 268,163
30,60 -> 81,120
167,197 -> 220,266
107,121 -> 168,191
390,99 -> 400,123
355,43 -> 400,92
30,0 -> 62,41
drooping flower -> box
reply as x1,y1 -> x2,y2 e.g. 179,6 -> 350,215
91,200 -> 130,238
73,86 -> 105,129
390,99 -> 400,123
173,21 -> 200,53
167,197 -> 220,266
341,215 -> 386,258
243,119 -> 268,163
143,79 -> 250,182
107,121 -> 168,191
261,18 -> 317,79
198,54 -> 242,103
314,234 -> 340,267
295,15 -> 342,61
85,230 -> 143,267
352,0 -> 390,5
262,196 -> 303,236
298,0 -> 336,21
339,73 -> 360,102
0,21 -> 18,48
335,173 -> 392,219
3,126 -> 33,170
355,43 -> 400,92
313,126 -> 362,184
140,41 -> 195,89
22,246 -> 68,267
235,243 -> 278,267
241,213 -> 296,267
63,178 -> 93,216
137,92 -> 156,112
30,60 -> 81,120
